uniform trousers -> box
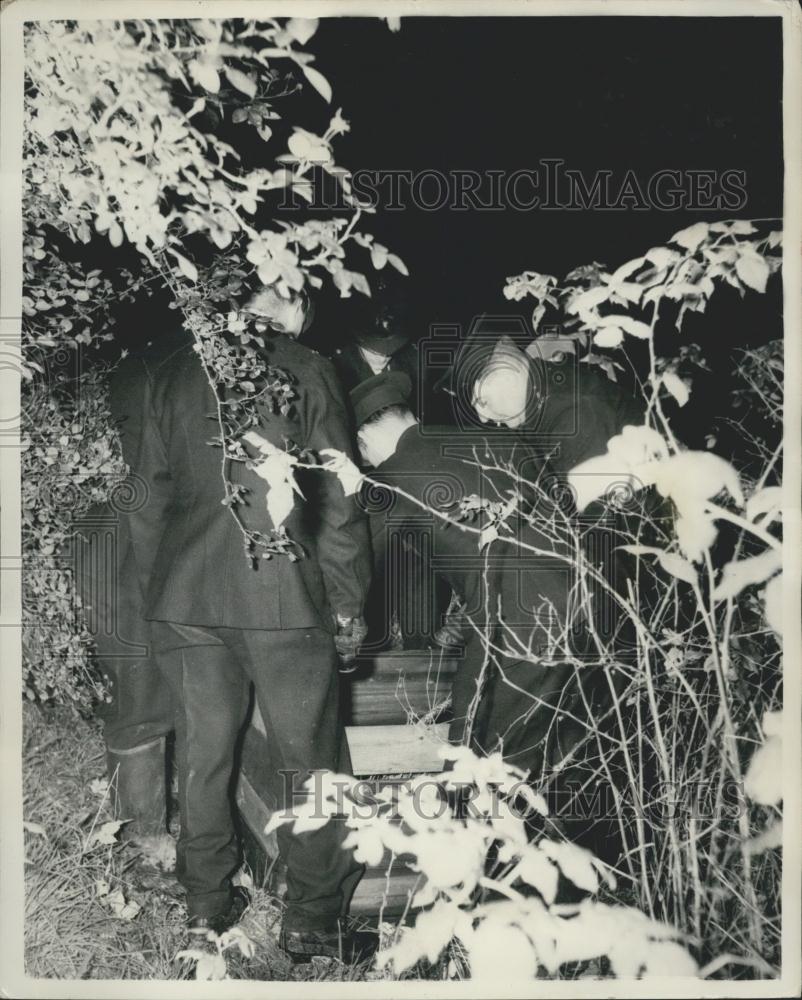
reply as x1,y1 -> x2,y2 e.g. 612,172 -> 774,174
150,620 -> 361,927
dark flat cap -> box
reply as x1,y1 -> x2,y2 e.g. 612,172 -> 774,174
355,329 -> 410,356
350,371 -> 412,427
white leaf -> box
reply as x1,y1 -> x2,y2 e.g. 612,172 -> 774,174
187,97 -> 206,119
735,252 -> 770,293
108,221 -> 124,248
343,826 -> 386,866
23,821 -> 47,838
661,372 -> 689,407
233,867 -> 253,890
516,847 -> 559,904
568,284 -> 610,316
219,925 -> 256,958
319,448 -> 364,496
713,549 -> 782,602
387,253 -> 409,276
611,315 -> 652,339
479,525 -> 498,549
593,327 -> 623,348
104,888 -> 126,912
609,256 -> 646,285
349,271 -> 372,297
89,778 -> 110,796
211,227 -> 232,250
194,951 -> 228,980
465,921 -> 536,980
293,810 -> 332,834
95,879 -> 110,897
621,545 -> 697,584
645,246 -> 680,270
264,810 -> 293,836
302,65 -> 332,103
640,940 -> 699,977
745,818 -> 783,856
540,840 -> 599,894
744,725 -> 783,806
190,60 -> 221,94
224,67 -> 257,99
370,244 -> 388,270
651,451 -> 744,511
656,551 -> 698,585
265,481 -> 295,530
287,17 -> 319,45
762,573 -> 783,637
607,424 -> 669,467
90,820 -> 124,847
118,899 -> 142,921
171,251 -> 198,283
711,219 -> 756,235
671,222 -> 709,251
287,130 -> 331,163
411,881 -> 439,909
675,512 -> 717,563
746,485 -> 782,525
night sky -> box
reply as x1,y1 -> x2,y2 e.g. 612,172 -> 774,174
298,15 -> 783,341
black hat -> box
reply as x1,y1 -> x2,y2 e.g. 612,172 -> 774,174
355,328 -> 410,356
351,271 -> 412,355
350,371 -> 412,427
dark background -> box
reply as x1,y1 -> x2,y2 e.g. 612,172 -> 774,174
299,15 -> 783,344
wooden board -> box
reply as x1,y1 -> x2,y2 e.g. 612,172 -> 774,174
345,652 -> 459,726
345,722 -> 449,776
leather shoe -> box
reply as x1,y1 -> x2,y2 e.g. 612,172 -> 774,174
187,886 -> 250,937
279,916 -> 379,964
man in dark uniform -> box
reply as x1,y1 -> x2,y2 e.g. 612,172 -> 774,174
129,286 -> 373,957
73,335 -> 188,854
466,332 -> 644,479
329,273 -> 420,411
351,372 -> 592,781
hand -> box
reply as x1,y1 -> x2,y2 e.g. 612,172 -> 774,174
333,614 -> 368,672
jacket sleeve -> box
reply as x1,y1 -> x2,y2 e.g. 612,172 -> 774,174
302,359 -> 372,618
122,359 -> 175,600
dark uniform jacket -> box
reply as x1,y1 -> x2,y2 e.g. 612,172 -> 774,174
367,424 -> 573,649
129,331 -> 371,632
366,422 -> 615,778
74,338 -> 186,746
519,358 -> 644,476
330,341 -> 420,410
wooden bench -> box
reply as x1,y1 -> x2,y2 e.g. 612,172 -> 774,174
236,651 -> 458,916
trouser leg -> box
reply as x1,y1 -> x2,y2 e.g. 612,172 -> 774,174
95,638 -> 175,837
233,627 -> 362,932
447,631 -> 491,746
156,640 -> 250,919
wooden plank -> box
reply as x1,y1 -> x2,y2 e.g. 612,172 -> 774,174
346,723 -> 449,776
347,653 -> 458,726
248,709 -> 448,777
236,770 -> 279,858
